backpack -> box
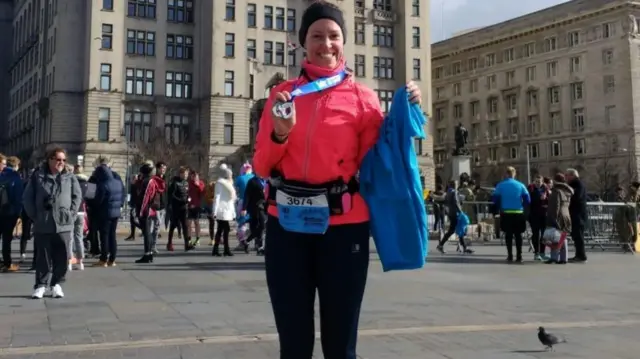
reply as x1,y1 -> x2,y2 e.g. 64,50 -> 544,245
0,177 -> 11,216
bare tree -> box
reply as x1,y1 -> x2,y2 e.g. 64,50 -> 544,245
131,128 -> 207,177
595,151 -> 620,200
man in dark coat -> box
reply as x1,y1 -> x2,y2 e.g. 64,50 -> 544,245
566,168 -> 587,263
241,175 -> 267,254
91,164 -> 125,266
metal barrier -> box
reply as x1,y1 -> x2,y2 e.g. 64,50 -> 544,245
426,201 -> 637,252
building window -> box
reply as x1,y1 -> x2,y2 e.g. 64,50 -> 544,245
486,74 -> 496,90
99,63 -> 111,90
225,33 -> 235,57
164,114 -> 189,144
373,25 -> 393,47
603,75 -> 615,94
506,94 -> 517,111
288,44 -> 297,67
453,83 -> 461,96
509,146 -> 518,159
503,48 -> 514,62
526,66 -> 536,81
602,22 -> 615,38
527,143 -> 539,159
166,34 -> 193,59
526,115 -> 539,135
168,0 -> 194,23
224,113 -> 234,144
412,27 -> 420,48
470,78 -> 479,93
605,105 -> 616,124
452,62 -> 461,74
485,53 -> 496,67
470,101 -> 479,118
102,0 -> 113,10
468,57 -> 478,71
412,59 -> 421,80
97,108 -> 110,142
124,111 -> 152,143
373,56 -> 393,79
550,112 -> 562,133
572,108 -> 585,131
550,141 -> 562,157
127,30 -> 155,56
125,68 -> 154,96
505,70 -> 515,87
547,86 -> 560,104
287,9 -> 296,31
247,39 -> 256,58
544,36 -> 557,52
602,49 -> 614,65
376,89 -> 394,113
523,42 -> 535,58
275,7 -> 285,30
573,139 -> 586,155
264,41 -> 273,64
570,56 -> 581,73
264,6 -> 273,29
568,31 -> 580,47
527,90 -> 538,107
453,104 -> 463,118
571,82 -> 583,101
546,61 -> 557,77
247,3 -> 256,27
373,0 -> 392,11
354,55 -> 365,77
225,0 -> 235,21
355,22 -> 365,44
127,0 -> 156,19
411,0 -> 420,16
101,24 -> 113,49
224,71 -> 234,96
488,97 -> 498,114
414,138 -> 422,155
488,147 -> 498,161
275,42 -> 285,65
165,71 -> 192,98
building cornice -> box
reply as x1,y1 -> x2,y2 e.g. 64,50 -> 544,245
433,0 -> 633,60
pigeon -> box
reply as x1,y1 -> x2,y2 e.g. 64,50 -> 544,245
538,326 -> 567,351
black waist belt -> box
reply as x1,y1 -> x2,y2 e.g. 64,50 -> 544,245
267,171 -> 359,215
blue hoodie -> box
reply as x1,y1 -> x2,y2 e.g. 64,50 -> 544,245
360,87 -> 428,272
492,177 -> 530,213
92,165 -> 125,219
0,167 -> 24,216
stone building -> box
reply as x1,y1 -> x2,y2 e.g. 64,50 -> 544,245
3,0 -> 433,187
432,0 -> 640,193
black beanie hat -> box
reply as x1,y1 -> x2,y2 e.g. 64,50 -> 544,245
298,2 -> 346,48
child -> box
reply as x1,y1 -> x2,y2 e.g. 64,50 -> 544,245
545,229 -> 568,264
236,218 -> 250,253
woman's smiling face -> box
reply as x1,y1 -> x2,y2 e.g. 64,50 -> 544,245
305,19 -> 344,68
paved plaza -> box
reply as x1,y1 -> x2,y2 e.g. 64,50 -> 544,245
1,237 -> 640,358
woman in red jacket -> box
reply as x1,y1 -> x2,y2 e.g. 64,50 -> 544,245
253,2 -> 422,358
187,170 -> 205,245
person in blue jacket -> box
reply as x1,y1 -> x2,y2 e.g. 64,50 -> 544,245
492,166 -> 531,263
0,156 -> 24,272
91,163 -> 125,266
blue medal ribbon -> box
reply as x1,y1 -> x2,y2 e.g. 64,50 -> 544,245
272,70 -> 348,119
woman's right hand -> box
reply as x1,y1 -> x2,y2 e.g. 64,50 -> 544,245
272,91 -> 296,136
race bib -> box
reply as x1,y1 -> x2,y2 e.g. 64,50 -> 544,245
275,190 -> 330,234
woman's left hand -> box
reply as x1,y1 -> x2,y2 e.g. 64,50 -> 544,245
406,81 -> 422,105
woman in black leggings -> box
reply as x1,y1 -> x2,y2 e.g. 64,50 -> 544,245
211,166 -> 236,256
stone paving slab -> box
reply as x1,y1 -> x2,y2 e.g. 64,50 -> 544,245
1,236 -> 639,358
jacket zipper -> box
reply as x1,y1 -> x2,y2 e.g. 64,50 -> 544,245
302,96 -> 320,181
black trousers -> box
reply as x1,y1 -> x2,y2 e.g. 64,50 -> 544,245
265,216 -> 370,359
502,213 -> 526,258
98,218 -> 119,262
34,232 -> 70,289
438,215 -> 466,248
571,221 -> 587,260
0,215 -> 19,266
246,209 -> 266,247
168,207 -> 189,245
214,220 -> 231,248
139,217 -> 154,254
87,214 -> 100,255
20,214 -> 32,255
529,215 -> 546,255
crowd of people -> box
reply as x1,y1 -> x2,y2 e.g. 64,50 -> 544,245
429,166 -> 600,264
0,150 -> 268,299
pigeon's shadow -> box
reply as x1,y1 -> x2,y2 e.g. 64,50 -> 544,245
512,350 -> 548,353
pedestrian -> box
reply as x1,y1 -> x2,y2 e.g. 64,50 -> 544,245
544,173 -> 573,264
251,2 -> 423,357
565,168 -> 588,263
70,164 -> 89,271
436,180 -> 473,254
134,161 -> 165,264
204,178 -> 216,245
187,170 -> 205,246
212,166 -> 236,257
167,166 -> 192,251
23,148 -> 82,299
90,160 -> 125,267
0,156 -> 24,272
124,174 -> 142,241
528,175 -> 550,261
429,184 -> 446,235
492,166 -> 531,263
151,162 -> 168,254
241,174 -> 267,255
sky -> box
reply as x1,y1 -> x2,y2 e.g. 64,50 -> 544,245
430,0 -> 571,42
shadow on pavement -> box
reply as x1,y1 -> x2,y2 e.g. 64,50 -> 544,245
511,349 -> 548,353
426,255 -> 510,265
123,261 -> 265,271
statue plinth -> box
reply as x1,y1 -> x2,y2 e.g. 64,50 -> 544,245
451,155 -> 471,181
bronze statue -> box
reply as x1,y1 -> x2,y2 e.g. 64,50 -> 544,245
453,122 -> 469,156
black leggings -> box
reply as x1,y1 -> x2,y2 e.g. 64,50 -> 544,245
438,215 -> 466,249
214,220 -> 231,247
168,208 -> 189,245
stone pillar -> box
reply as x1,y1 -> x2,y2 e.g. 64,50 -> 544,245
451,155 -> 471,181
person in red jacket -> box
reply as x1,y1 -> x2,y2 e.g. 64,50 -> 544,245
253,2 -> 422,357
187,170 -> 205,245
135,162 -> 166,263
